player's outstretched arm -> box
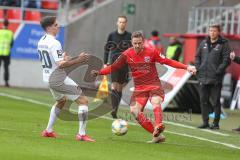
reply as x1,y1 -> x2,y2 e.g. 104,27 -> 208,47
96,54 -> 127,75
156,54 -> 187,69
154,49 -> 187,69
58,52 -> 90,69
163,58 -> 196,74
155,51 -> 196,74
163,58 -> 187,69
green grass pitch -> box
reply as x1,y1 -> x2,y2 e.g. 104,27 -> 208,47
0,87 -> 240,160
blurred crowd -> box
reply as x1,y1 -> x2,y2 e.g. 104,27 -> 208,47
0,0 -> 21,7
0,0 -> 97,9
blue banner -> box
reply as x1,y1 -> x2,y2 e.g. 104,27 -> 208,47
11,23 -> 64,60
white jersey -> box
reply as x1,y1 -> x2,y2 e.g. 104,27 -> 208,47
37,34 -> 64,82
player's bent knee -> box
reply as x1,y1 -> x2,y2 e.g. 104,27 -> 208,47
56,97 -> 66,109
151,96 -> 162,105
130,105 -> 141,118
76,96 -> 88,105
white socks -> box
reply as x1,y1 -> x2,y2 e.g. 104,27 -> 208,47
78,105 -> 88,136
45,104 -> 88,135
46,105 -> 61,132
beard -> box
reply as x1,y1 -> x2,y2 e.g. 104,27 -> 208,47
134,47 -> 142,53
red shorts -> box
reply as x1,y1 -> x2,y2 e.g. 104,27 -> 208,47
130,85 -> 164,107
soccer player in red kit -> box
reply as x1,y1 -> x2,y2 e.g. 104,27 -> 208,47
91,31 -> 196,143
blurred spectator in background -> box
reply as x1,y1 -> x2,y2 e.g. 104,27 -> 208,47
166,36 -> 183,62
69,0 -> 94,9
0,0 -> 14,6
148,30 -> 164,54
0,19 -> 14,87
0,0 -> 20,6
195,24 -> 231,130
230,51 -> 240,133
24,0 -> 40,8
83,0 -> 94,9
0,0 -> 20,17
14,0 -> 21,6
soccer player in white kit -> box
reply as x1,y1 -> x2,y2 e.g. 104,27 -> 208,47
38,16 -> 95,142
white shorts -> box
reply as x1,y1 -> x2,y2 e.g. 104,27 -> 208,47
46,77 -> 81,101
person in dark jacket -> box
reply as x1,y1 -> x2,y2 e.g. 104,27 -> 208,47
195,24 -> 231,129
104,16 -> 132,119
230,51 -> 240,133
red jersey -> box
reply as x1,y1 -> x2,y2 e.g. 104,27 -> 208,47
99,46 -> 187,87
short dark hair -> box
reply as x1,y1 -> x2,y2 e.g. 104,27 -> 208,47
131,31 -> 144,39
3,19 -> 9,27
40,16 -> 56,31
209,24 -> 221,32
151,30 -> 159,36
117,15 -> 128,22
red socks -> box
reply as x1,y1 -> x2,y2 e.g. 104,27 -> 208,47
136,112 -> 154,133
135,105 -> 163,134
153,106 -> 163,126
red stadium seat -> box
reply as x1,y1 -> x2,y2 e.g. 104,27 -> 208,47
0,22 -> 20,33
0,9 -> 20,33
41,1 -> 58,10
0,9 -> 3,19
7,9 -> 21,20
25,11 -> 41,21
8,23 -> 20,32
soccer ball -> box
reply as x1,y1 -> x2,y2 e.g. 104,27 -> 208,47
111,119 -> 128,136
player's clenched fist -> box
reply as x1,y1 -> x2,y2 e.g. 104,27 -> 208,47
78,52 -> 90,63
187,65 -> 197,75
230,51 -> 235,60
91,70 -> 99,77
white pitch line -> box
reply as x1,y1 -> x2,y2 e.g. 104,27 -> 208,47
166,131 -> 240,150
0,92 -> 50,107
91,116 -> 239,149
165,121 -> 229,137
0,92 -> 238,150
0,92 -> 229,137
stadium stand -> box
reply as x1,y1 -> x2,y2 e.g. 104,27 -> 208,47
0,0 -> 106,25
0,0 -> 239,109
0,0 -> 108,88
